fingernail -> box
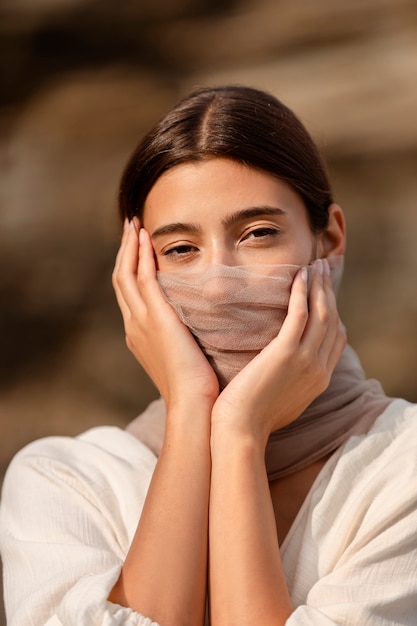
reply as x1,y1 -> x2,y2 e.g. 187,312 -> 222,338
300,266 -> 308,282
315,259 -> 323,275
123,218 -> 129,231
139,227 -> 145,244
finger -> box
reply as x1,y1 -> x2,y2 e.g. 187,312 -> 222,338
136,227 -> 169,302
322,258 -> 337,312
113,219 -> 146,314
138,227 -> 157,282
113,218 -> 130,277
276,266 -> 309,347
113,276 -> 130,320
300,260 -> 330,349
122,218 -> 141,276
325,321 -> 347,374
315,258 -> 342,360
305,263 -> 345,392
112,219 -> 134,318
136,228 -> 191,334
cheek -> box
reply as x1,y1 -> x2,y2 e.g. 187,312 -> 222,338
306,234 -> 320,263
278,230 -> 318,266
294,225 -> 319,264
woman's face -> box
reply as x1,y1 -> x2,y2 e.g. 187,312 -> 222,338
143,158 -> 319,272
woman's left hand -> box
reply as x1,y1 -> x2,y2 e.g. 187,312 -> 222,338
211,258 -> 346,446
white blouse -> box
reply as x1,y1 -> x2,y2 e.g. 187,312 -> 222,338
1,398 -> 417,625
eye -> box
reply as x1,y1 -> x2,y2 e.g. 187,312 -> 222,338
163,244 -> 198,258
243,226 -> 280,240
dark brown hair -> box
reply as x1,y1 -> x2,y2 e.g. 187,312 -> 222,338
119,85 -> 333,230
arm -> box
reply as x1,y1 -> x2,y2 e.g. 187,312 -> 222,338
0,222 -> 216,626
0,429 -> 163,626
208,259 -> 346,626
209,429 -> 292,625
110,221 -> 218,626
109,403 -> 211,626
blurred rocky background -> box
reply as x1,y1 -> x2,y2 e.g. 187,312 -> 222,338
1,0 -> 416,622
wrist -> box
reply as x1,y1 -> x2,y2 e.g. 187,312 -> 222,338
211,399 -> 271,451
165,382 -> 218,416
210,420 -> 268,462
163,400 -> 212,443
210,426 -> 268,487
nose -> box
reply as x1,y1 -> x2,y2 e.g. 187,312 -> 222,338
201,251 -> 242,301
201,267 -> 237,301
207,243 -> 238,268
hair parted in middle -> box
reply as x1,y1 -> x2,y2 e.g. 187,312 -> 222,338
119,85 -> 334,231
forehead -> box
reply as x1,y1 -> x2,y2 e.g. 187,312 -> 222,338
143,158 -> 306,229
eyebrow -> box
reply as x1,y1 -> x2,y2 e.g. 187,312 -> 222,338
150,206 -> 287,240
222,206 -> 287,227
151,221 -> 200,240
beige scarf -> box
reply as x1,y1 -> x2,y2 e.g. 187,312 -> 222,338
126,258 -> 392,478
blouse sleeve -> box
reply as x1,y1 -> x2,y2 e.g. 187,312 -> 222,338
0,428 -> 160,626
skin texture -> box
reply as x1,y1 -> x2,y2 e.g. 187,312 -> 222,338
145,158 -> 319,271
110,158 -> 346,626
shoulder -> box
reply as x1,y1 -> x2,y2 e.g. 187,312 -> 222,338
0,428 -> 159,626
8,423 -> 156,467
1,426 -> 157,516
10,422 -> 156,465
319,398 -> 417,502
284,399 -> 417,609
363,397 -> 417,443
307,399 -> 417,550
339,398 -> 417,480
286,398 -> 417,558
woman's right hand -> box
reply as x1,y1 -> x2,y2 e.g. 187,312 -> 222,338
112,218 -> 219,411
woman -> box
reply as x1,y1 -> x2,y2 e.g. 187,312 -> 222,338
1,86 -> 416,626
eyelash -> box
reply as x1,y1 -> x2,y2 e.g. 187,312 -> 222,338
162,227 -> 280,258
242,226 -> 280,240
163,244 -> 197,257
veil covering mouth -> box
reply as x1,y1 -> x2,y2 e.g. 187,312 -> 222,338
157,258 -> 343,389
126,256 -> 392,479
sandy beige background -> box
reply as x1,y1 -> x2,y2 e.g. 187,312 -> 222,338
1,1 -> 417,623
